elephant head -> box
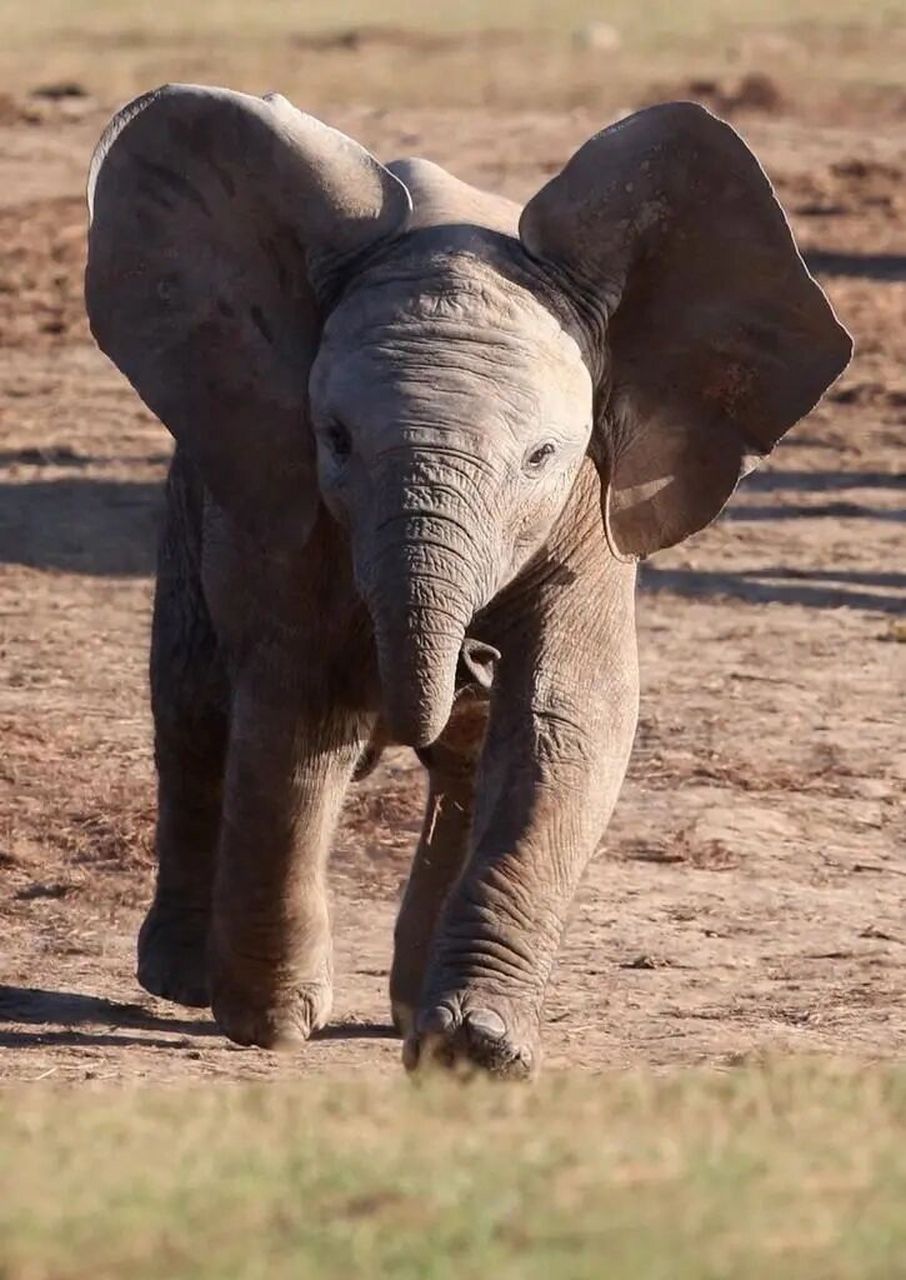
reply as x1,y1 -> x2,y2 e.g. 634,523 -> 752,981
86,87 -> 851,748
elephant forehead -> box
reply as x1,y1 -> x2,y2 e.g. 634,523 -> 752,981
323,246 -> 582,347
313,323 -> 591,432
315,271 -> 591,423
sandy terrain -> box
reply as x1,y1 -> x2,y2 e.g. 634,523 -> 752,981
0,67 -> 903,1082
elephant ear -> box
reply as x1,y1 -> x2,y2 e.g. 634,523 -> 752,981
86,84 -> 411,541
519,102 -> 852,559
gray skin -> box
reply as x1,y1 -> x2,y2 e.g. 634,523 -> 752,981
85,86 -> 851,1076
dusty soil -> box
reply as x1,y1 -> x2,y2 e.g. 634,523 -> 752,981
0,72 -> 903,1082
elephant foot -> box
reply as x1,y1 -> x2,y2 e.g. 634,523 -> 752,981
137,900 -> 210,1008
209,940 -> 333,1049
212,979 -> 332,1049
403,991 -> 539,1080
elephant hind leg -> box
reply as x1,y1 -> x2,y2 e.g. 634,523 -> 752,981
138,453 -> 229,1009
390,692 -> 487,1035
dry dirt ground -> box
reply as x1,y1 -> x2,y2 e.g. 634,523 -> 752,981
0,57 -> 903,1083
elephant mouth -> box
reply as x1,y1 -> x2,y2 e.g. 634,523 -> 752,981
353,636 -> 499,780
456,637 -> 500,696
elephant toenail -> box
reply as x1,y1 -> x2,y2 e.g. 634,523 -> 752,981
419,1005 -> 455,1035
469,1009 -> 506,1039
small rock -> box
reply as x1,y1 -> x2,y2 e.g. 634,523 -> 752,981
31,80 -> 88,100
729,71 -> 784,114
573,22 -> 622,53
736,31 -> 800,60
620,954 -> 662,970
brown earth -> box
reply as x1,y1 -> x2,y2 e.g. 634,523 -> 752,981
0,66 -> 903,1083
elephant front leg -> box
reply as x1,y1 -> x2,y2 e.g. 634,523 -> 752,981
406,563 -> 639,1078
390,693 -> 486,1035
209,675 -> 371,1049
389,779 -> 472,1039
138,456 -> 229,1009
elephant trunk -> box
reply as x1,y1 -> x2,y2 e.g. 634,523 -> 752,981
362,463 -> 489,749
375,594 -> 469,748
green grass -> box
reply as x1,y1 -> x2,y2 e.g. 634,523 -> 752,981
3,1060 -> 906,1279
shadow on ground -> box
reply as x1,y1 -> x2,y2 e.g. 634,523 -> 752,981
741,470 -> 906,493
640,565 -> 906,613
729,468 -> 905,527
805,250 -> 906,282
1,470 -> 901,613
0,478 -> 160,575
0,985 -> 397,1050
0,984 -> 215,1049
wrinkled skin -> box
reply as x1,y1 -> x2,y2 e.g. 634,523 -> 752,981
85,87 -> 851,1076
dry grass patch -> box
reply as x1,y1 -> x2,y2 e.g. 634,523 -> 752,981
1,0 -> 906,116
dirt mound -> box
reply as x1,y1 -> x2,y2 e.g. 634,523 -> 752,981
645,72 -> 786,117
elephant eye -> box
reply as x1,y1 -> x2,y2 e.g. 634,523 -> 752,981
524,441 -> 556,474
324,420 -> 352,461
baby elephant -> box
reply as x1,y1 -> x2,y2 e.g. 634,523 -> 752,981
85,86 -> 850,1076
